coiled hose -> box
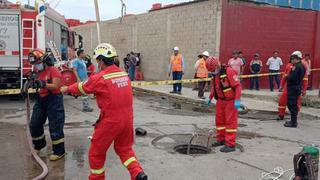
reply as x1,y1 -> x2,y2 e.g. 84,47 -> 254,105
23,81 -> 49,180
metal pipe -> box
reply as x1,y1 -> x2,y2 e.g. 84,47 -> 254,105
94,0 -> 102,44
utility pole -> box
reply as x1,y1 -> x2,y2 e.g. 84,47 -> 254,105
94,0 -> 102,44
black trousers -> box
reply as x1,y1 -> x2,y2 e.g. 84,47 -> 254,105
198,81 -> 206,98
287,86 -> 301,125
30,93 -> 65,155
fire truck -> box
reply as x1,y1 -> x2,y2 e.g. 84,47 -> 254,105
0,1 -> 82,95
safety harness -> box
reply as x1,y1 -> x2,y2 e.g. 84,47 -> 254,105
213,65 -> 233,100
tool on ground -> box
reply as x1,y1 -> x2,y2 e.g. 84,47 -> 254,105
21,75 -> 49,180
293,146 -> 319,180
135,128 -> 147,136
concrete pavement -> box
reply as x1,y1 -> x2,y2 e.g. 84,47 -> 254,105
0,90 -> 319,179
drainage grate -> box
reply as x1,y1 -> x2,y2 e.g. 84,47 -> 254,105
174,144 -> 211,155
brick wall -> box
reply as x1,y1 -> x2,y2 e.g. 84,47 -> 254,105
73,0 -> 222,80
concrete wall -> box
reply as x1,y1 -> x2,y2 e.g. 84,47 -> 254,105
73,0 -> 222,80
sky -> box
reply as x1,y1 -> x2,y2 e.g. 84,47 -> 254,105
19,0 -> 189,21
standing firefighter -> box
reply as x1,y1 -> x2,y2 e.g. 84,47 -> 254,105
28,49 -> 65,161
284,51 -> 307,128
61,43 -> 147,180
205,58 -> 242,153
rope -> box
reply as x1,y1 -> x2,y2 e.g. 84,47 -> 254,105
260,167 -> 294,180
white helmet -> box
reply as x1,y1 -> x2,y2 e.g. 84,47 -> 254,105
93,43 -> 118,59
291,51 -> 302,59
202,51 -> 210,57
173,46 -> 179,51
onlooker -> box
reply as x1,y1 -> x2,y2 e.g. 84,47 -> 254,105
238,51 -> 246,75
266,51 -> 283,91
249,53 -> 263,90
84,55 -> 95,77
304,54 -> 312,90
194,51 -> 209,99
128,52 -> 137,81
193,55 -> 202,91
168,46 -> 185,95
73,50 -> 93,112
123,54 -> 130,73
228,51 -> 244,76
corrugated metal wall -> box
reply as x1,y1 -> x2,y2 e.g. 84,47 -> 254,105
220,0 -> 320,89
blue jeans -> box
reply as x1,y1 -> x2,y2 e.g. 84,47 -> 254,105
269,70 -> 280,91
250,72 -> 260,90
172,71 -> 183,92
128,64 -> 136,81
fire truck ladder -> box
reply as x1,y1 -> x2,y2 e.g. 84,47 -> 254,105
21,19 -> 35,88
48,40 -> 63,67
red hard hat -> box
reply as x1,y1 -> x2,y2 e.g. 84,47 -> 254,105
206,57 -> 219,72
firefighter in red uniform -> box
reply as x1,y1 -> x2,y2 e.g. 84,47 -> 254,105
205,58 -> 242,153
277,51 -> 308,121
61,43 -> 147,180
28,49 -> 66,161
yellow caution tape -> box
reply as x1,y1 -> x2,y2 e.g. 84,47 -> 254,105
1,68 -> 320,95
0,89 -> 36,96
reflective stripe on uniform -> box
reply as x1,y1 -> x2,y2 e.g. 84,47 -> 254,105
279,106 -> 286,109
103,72 -> 128,80
52,138 -> 64,145
123,157 -> 137,167
226,129 -> 237,133
32,134 -> 45,141
303,78 -> 308,81
216,127 -> 226,131
78,82 -> 86,95
90,167 -> 105,174
223,88 -> 232,93
220,75 -> 227,78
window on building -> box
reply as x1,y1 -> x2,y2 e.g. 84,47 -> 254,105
277,0 -> 289,6
290,0 -> 301,8
302,0 -> 312,9
312,0 -> 320,10
266,0 -> 276,4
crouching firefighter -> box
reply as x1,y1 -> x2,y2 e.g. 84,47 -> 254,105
60,43 -> 147,180
205,59 -> 242,153
27,49 -> 65,161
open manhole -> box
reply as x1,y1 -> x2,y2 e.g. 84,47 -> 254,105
174,144 -> 211,155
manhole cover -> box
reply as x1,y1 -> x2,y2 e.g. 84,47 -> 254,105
174,144 -> 211,155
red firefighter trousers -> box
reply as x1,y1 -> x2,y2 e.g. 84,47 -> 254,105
89,118 -> 143,180
278,90 -> 301,117
215,99 -> 238,147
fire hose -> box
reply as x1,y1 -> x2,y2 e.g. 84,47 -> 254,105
22,80 -> 49,180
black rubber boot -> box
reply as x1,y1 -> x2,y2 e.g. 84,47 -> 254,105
283,121 -> 297,128
220,146 -> 236,153
276,115 -> 284,121
136,172 -> 148,180
212,141 -> 225,147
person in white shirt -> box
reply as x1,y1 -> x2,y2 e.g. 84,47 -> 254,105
266,51 -> 283,91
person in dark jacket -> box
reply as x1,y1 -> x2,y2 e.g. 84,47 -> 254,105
249,53 -> 263,90
284,51 -> 307,128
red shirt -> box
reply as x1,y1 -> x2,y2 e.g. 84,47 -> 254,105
38,66 -> 62,97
